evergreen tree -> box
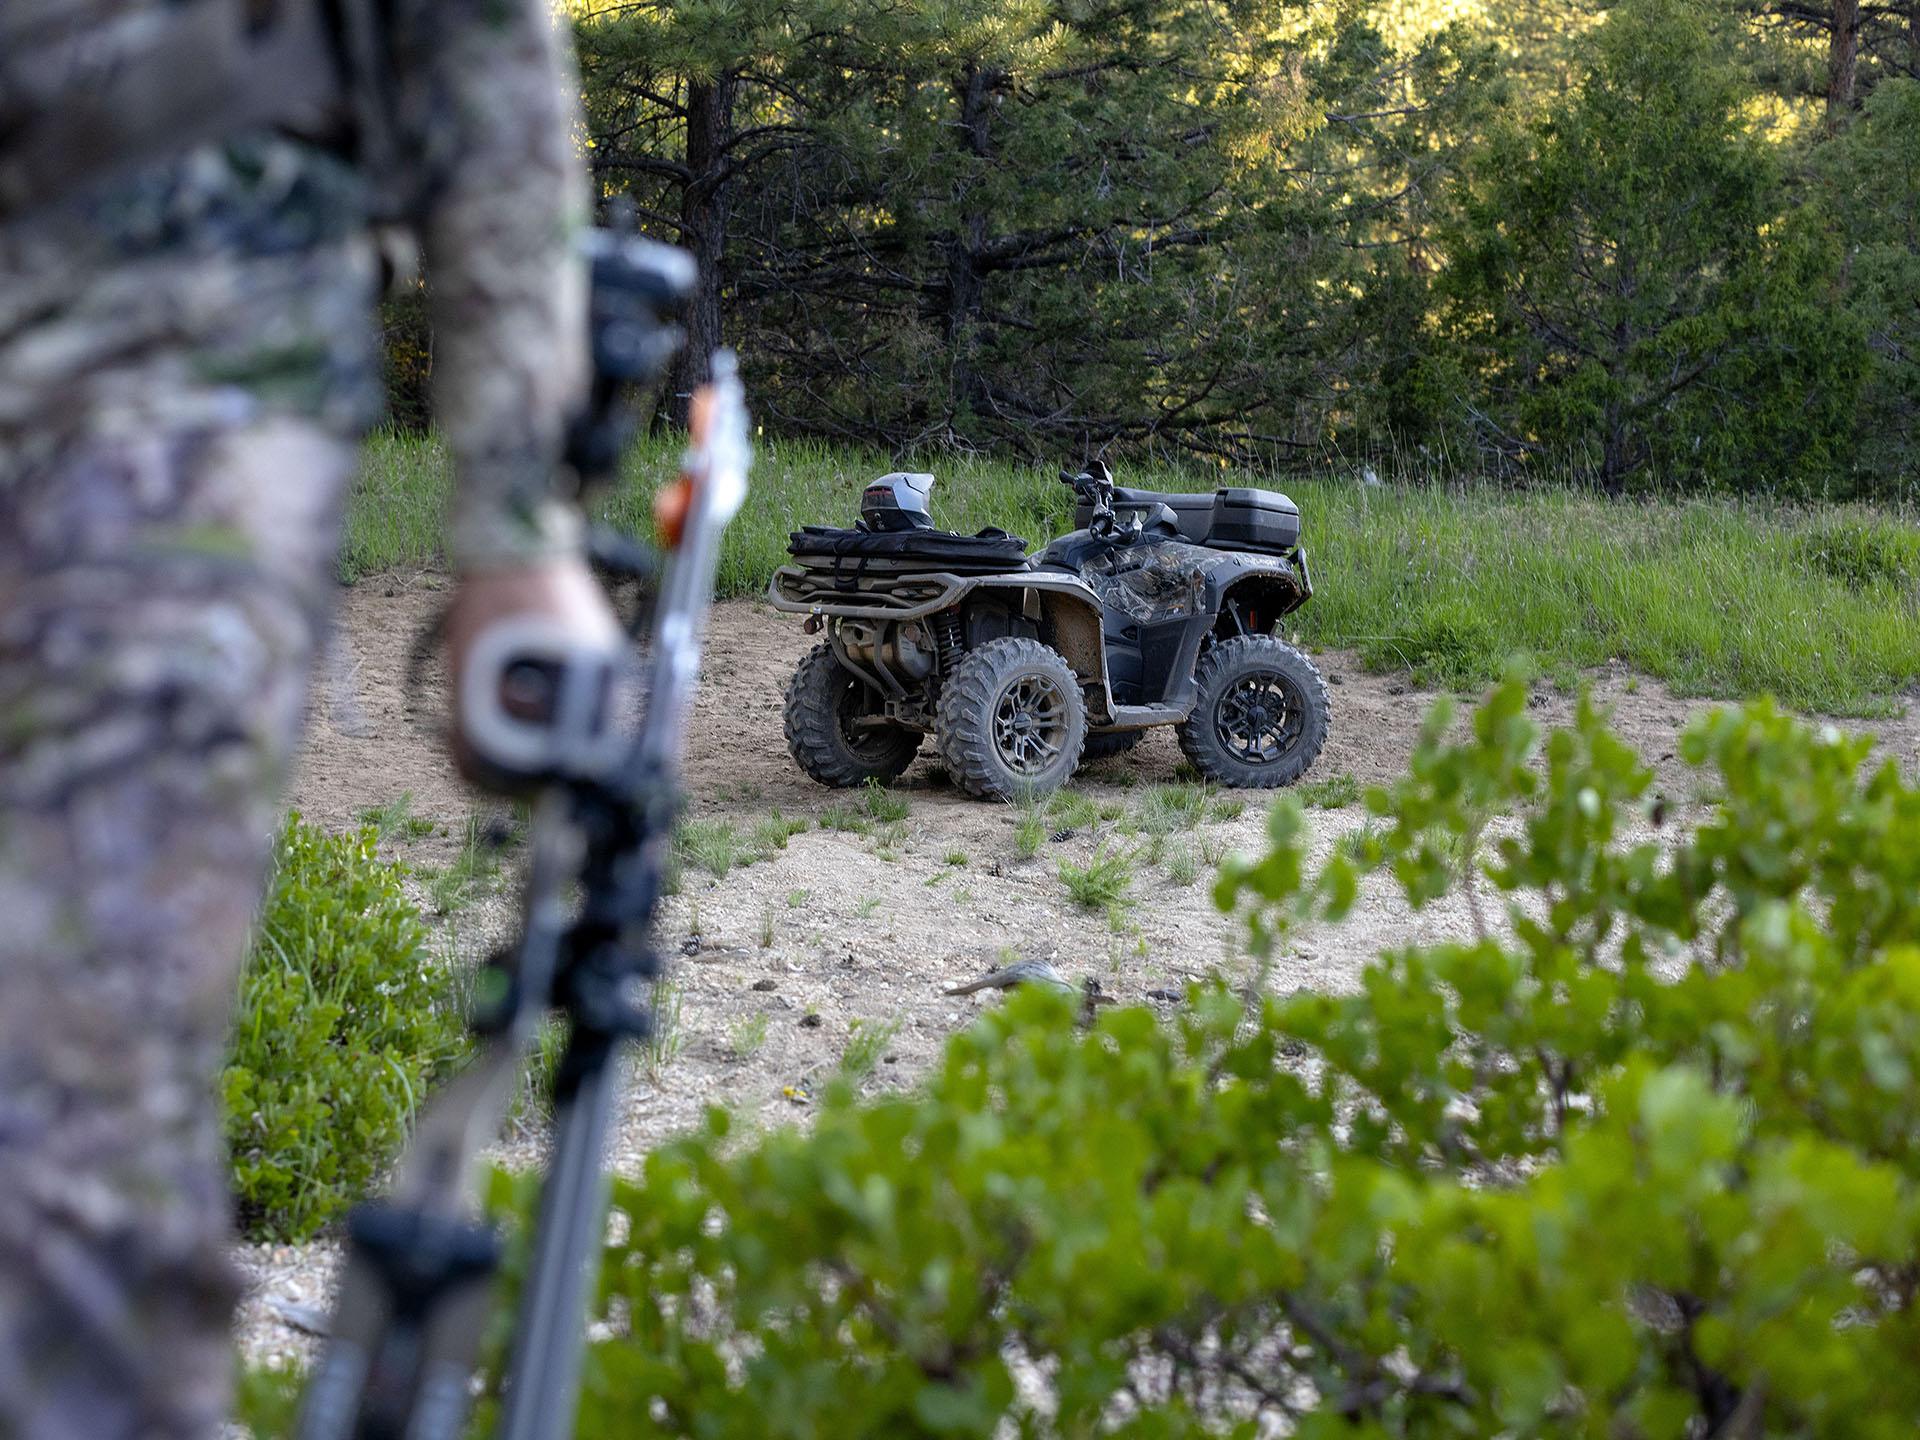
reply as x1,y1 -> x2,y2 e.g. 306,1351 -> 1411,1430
1820,78 -> 1920,488
1438,0 -> 1864,491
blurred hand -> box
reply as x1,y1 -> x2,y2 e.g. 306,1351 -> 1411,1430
444,554 -> 623,788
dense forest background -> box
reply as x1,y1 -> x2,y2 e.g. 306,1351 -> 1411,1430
388,0 -> 1920,496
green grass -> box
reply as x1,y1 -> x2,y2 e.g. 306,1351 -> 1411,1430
1128,783 -> 1211,837
1296,771 -> 1363,809
840,1016 -> 904,1080
643,977 -> 684,1081
751,810 -> 810,854
1058,845 -> 1137,910
357,791 -> 437,842
417,814 -> 501,914
1013,806 -> 1048,860
820,803 -> 872,835
1164,842 -> 1199,887
729,1010 -> 771,1059
862,779 -> 911,823
1046,789 -> 1102,831
676,819 -> 755,879
345,431 -> 1920,716
677,811 -> 810,880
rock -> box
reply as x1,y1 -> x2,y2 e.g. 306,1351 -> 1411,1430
751,977 -> 778,992
799,1012 -> 823,1029
264,1296 -> 331,1338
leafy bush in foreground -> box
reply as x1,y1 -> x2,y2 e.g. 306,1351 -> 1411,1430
224,816 -> 465,1241
582,679 -> 1920,1437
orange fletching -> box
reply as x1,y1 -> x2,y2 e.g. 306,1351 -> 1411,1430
654,381 -> 715,549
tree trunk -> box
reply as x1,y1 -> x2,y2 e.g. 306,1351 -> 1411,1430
665,75 -> 737,428
1827,0 -> 1861,131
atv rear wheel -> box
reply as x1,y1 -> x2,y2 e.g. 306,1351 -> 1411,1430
784,641 -> 921,787
1177,636 -> 1329,788
1079,729 -> 1144,765
937,638 -> 1087,800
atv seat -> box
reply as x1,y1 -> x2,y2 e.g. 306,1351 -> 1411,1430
787,525 -> 1030,587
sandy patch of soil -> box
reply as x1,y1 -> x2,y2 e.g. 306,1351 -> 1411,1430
235,578 -> 1919,1364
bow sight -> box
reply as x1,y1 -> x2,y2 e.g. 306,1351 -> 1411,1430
297,231 -> 747,1440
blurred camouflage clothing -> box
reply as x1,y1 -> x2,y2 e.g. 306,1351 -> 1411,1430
0,1 -> 588,1434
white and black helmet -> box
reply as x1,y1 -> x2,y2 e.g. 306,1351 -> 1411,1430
859,472 -> 936,531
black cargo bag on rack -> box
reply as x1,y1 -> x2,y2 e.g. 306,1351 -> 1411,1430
786,525 -> 1029,589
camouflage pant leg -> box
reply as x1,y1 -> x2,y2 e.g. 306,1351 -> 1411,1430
0,187 -> 378,1438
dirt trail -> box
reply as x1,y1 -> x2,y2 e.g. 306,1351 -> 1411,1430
237,578 -> 1918,1365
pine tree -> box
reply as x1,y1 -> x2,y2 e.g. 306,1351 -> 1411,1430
1438,0 -> 1864,491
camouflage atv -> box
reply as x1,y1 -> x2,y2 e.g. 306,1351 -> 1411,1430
769,460 -> 1329,801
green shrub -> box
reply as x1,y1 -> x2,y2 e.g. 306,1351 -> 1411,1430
223,816 -> 466,1241
579,679 -> 1920,1436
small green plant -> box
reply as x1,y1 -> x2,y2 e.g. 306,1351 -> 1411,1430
1131,783 -> 1209,836
1013,806 -> 1047,860
1058,844 -> 1135,910
223,816 -> 466,1241
1164,842 -> 1198,886
943,848 -> 970,867
357,791 -> 436,842
420,813 -> 501,914
676,818 -> 750,878
862,779 -> 911,823
758,906 -> 776,949
751,810 -> 809,854
509,1017 -> 568,1132
853,896 -> 883,919
785,888 -> 811,908
729,1011 -> 771,1059
840,1016 -> 904,1080
1336,817 -> 1385,864
819,803 -> 872,836
1207,794 -> 1247,822
870,820 -> 909,860
642,978 -> 683,1081
1046,788 -> 1101,831
1295,771 -> 1361,809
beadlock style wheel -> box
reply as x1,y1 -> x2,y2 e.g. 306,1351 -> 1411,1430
937,637 -> 1087,800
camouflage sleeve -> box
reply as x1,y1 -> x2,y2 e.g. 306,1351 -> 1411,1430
413,0 -> 590,571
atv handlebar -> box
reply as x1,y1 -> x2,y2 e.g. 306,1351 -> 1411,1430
1060,464 -> 1126,541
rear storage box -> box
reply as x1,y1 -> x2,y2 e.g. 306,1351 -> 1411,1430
1208,488 -> 1300,552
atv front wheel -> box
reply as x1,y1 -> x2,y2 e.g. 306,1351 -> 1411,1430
1177,636 -> 1329,788
937,637 -> 1087,800
784,642 -> 921,787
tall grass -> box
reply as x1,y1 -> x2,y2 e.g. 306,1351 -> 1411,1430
342,431 -> 1920,716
